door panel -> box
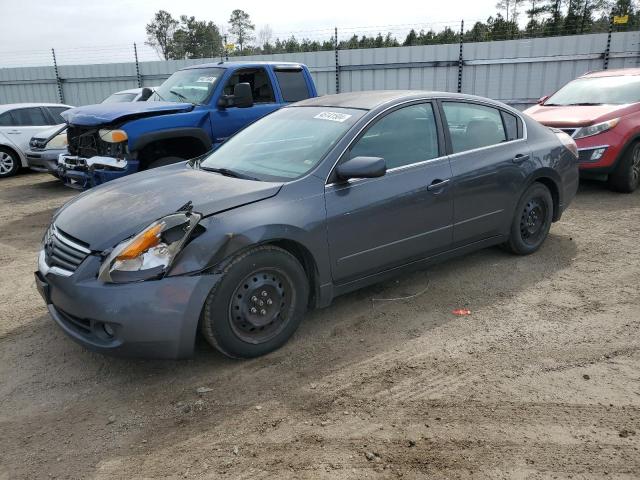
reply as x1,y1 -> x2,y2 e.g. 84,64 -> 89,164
0,107 -> 51,152
440,101 -> 528,246
210,68 -> 280,145
325,159 -> 453,283
325,102 -> 453,284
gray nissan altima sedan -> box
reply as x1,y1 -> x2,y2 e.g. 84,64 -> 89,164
35,91 -> 579,359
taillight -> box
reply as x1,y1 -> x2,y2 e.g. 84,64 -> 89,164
551,128 -> 578,159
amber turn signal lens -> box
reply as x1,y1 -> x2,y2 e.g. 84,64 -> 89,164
116,224 -> 163,260
99,129 -> 128,143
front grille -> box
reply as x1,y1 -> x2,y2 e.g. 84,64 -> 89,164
67,126 -> 127,159
560,128 -> 578,137
44,225 -> 91,273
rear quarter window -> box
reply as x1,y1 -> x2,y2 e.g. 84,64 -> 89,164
275,70 -> 311,102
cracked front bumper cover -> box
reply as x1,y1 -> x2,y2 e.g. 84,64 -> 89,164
58,154 -> 139,189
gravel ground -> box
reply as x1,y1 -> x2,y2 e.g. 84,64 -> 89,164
0,171 -> 639,479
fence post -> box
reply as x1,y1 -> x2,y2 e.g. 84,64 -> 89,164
224,35 -> 229,61
51,48 -> 64,104
603,13 -> 613,70
133,43 -> 143,88
334,27 -> 340,94
457,20 -> 464,93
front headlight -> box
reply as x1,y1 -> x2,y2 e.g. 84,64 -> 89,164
98,211 -> 202,283
99,129 -> 128,143
45,133 -> 68,150
574,118 -> 619,140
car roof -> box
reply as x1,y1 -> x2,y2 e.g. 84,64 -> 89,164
0,103 -> 73,114
581,68 -> 640,78
293,90 -> 511,111
181,61 -> 304,71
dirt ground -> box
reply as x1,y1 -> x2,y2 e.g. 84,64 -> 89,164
0,171 -> 639,479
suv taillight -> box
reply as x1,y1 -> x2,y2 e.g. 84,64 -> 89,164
551,128 -> 578,159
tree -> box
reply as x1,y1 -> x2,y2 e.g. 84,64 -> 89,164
145,10 -> 178,60
403,29 -> 419,46
172,15 -> 222,59
229,9 -> 255,54
496,0 -> 524,21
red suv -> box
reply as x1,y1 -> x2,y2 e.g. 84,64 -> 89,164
525,68 -> 640,193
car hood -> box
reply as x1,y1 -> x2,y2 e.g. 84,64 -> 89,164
61,101 -> 194,126
53,163 -> 283,251
32,124 -> 66,141
524,103 -> 630,127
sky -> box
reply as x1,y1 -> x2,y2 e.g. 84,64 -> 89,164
0,0 -> 503,67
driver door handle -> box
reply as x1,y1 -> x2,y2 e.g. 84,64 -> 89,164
512,153 -> 530,164
427,178 -> 450,192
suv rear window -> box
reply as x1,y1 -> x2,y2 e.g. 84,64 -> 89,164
275,69 -> 310,102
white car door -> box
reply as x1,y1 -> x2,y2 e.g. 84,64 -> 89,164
0,107 -> 52,153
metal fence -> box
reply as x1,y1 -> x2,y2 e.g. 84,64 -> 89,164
1,31 -> 638,110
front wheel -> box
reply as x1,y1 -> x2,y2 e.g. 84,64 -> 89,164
200,246 -> 309,359
504,183 -> 553,255
0,148 -> 20,178
607,142 -> 640,193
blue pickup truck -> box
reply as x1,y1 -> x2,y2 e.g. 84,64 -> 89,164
58,61 -> 317,188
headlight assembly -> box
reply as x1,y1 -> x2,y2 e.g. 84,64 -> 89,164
45,132 -> 68,150
98,211 -> 202,283
99,129 -> 128,143
574,118 -> 619,139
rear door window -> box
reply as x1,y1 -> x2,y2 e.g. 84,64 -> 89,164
501,111 -> 519,141
442,102 -> 507,154
9,107 -> 49,127
0,111 -> 12,126
46,106 -> 70,124
274,69 -> 311,102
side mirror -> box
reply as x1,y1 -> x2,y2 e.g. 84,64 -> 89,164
336,156 -> 386,180
139,87 -> 153,101
218,82 -> 254,108
538,95 -> 550,105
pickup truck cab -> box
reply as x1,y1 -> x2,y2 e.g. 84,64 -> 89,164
59,61 -> 317,188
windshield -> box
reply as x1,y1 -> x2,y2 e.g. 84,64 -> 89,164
199,106 -> 365,181
546,75 -> 640,106
102,92 -> 137,103
150,67 -> 223,104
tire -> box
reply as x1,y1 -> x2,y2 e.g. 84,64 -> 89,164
607,141 -> 640,193
0,147 -> 20,178
146,156 -> 184,169
200,245 -> 309,359
504,182 -> 554,255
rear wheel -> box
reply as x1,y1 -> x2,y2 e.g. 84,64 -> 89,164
200,246 -> 309,359
0,148 -> 20,178
146,156 -> 184,169
504,183 -> 553,255
607,141 -> 640,193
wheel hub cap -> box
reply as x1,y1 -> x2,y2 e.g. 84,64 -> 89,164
0,152 -> 14,174
229,270 -> 290,344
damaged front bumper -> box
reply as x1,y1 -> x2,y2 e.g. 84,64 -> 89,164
58,154 -> 140,189
35,252 -> 221,359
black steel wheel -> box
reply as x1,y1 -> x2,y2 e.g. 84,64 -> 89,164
608,141 -> 640,193
201,245 -> 309,358
505,182 -> 553,255
229,268 -> 294,344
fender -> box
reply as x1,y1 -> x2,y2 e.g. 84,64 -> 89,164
130,127 -> 212,153
523,167 -> 563,221
0,137 -> 27,167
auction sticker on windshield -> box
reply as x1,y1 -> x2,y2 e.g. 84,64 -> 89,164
314,111 -> 352,122
196,76 -> 217,83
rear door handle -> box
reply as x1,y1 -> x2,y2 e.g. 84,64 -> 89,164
427,179 -> 450,192
7,130 -> 21,135
512,153 -> 530,164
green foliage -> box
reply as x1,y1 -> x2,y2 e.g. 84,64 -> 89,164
229,9 -> 255,53
146,1 -> 637,59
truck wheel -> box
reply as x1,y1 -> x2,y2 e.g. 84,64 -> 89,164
146,156 -> 184,169
0,147 -> 20,178
607,141 -> 640,193
200,245 -> 309,359
504,182 -> 553,255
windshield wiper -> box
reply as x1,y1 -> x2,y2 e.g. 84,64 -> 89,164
200,166 -> 259,181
